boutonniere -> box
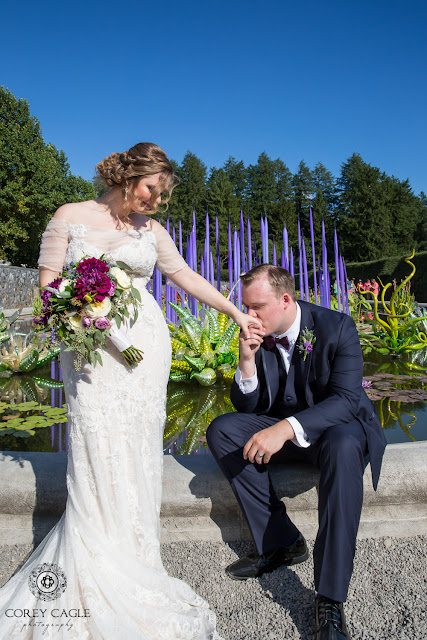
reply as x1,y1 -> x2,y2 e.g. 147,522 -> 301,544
297,327 -> 316,361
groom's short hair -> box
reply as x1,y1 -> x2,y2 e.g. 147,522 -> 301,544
241,264 -> 297,302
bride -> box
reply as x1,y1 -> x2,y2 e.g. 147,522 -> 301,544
0,142 -> 261,639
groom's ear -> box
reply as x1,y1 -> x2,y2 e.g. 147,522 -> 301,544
282,293 -> 292,309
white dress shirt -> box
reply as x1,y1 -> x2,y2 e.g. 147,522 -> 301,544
234,302 -> 311,448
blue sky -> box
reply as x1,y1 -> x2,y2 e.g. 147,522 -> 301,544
2,0 -> 426,195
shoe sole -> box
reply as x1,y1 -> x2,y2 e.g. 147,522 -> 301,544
226,547 -> 309,581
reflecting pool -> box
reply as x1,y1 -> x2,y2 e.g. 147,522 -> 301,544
1,351 -> 426,454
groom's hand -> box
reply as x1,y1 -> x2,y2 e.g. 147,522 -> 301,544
243,420 -> 296,464
238,324 -> 265,379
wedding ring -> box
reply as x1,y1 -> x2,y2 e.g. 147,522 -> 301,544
256,452 -> 264,458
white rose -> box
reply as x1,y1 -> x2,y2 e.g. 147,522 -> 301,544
83,297 -> 112,319
68,314 -> 83,331
58,278 -> 71,293
110,266 -> 131,289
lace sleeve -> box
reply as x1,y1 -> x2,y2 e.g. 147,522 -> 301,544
150,221 -> 188,276
38,218 -> 69,272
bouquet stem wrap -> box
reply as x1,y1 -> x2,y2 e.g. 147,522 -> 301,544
108,319 -> 132,352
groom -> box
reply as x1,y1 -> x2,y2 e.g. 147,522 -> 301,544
207,265 -> 386,640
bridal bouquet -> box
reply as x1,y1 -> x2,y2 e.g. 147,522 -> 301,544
32,257 -> 143,369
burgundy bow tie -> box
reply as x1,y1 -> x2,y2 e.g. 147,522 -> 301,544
264,335 -> 290,350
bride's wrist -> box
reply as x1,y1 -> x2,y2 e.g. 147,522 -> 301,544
228,307 -> 241,325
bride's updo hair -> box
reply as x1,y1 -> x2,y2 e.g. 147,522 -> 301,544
96,142 -> 178,218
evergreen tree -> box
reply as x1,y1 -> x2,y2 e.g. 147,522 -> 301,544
204,168 -> 241,271
246,152 -> 277,217
223,156 -> 248,205
416,191 -> 427,251
271,159 -> 297,249
336,154 -> 394,262
292,160 -> 314,235
0,87 -> 95,266
168,151 -> 207,233
337,154 -> 423,262
385,176 -> 422,255
311,162 -> 338,247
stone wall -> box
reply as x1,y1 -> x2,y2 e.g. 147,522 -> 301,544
0,265 -> 39,309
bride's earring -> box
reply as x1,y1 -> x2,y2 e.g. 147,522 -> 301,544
124,186 -> 128,202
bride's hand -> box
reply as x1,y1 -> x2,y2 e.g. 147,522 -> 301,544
233,310 -> 264,339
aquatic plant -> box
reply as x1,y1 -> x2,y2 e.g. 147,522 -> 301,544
0,400 -> 68,438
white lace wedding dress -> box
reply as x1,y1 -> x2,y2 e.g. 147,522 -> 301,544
0,213 -> 223,640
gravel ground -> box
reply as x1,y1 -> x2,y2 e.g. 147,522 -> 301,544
0,536 -> 426,639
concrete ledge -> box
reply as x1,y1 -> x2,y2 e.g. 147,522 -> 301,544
0,443 -> 426,546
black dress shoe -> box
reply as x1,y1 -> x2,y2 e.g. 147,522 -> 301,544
225,533 -> 308,580
316,596 -> 350,640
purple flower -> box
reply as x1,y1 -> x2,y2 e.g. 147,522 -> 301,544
362,380 -> 372,388
108,281 -> 116,297
74,258 -> 113,303
76,257 -> 109,276
32,277 -> 63,327
94,317 -> 111,330
304,342 -> 313,354
32,315 -> 47,327
82,317 -> 93,328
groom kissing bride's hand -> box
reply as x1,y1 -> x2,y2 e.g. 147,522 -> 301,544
239,323 -> 297,464
207,264 -> 387,640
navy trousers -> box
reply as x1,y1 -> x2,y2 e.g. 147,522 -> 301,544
206,413 -> 367,602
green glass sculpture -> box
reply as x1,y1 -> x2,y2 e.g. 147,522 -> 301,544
358,251 -> 427,357
167,303 -> 239,386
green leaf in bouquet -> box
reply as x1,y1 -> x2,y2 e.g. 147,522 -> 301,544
122,308 -> 129,318
131,286 -> 141,302
56,291 -> 72,298
115,314 -> 122,329
133,308 -> 139,323
115,261 -> 132,270
94,351 -> 103,366
84,336 -> 94,350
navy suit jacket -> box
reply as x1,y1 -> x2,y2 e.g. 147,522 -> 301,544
230,300 -> 387,490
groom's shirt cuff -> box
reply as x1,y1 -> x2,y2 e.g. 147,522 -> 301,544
235,367 -> 311,448
286,417 -> 311,448
235,366 -> 258,393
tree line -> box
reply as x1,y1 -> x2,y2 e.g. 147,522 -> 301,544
166,151 -> 426,267
1,86 -> 426,269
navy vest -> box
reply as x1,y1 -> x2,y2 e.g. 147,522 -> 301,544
268,347 -> 308,419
